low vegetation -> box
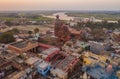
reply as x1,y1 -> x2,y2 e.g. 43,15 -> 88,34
76,20 -> 120,30
0,32 -> 15,43
66,12 -> 120,21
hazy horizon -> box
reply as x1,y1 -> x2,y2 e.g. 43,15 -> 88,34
0,0 -> 120,11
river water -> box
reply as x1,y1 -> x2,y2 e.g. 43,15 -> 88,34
43,12 -> 117,23
43,12 -> 74,20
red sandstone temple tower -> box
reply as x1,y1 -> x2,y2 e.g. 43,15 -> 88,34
54,15 -> 82,44
54,15 -> 71,43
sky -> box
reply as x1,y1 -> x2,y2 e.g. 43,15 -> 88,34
0,0 -> 120,11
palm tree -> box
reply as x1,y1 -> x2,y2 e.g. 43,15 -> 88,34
34,28 -> 39,34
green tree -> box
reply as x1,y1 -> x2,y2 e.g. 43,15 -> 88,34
91,29 -> 105,41
12,28 -> 19,33
28,30 -> 33,36
0,32 -> 15,43
34,28 -> 39,34
118,19 -> 120,25
85,21 -> 93,27
102,20 -> 108,26
7,28 -> 19,34
5,20 -> 13,26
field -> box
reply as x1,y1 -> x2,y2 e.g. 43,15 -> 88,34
30,16 -> 53,21
0,16 -> 53,22
0,25 -> 54,33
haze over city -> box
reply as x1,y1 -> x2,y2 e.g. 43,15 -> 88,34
0,0 -> 120,11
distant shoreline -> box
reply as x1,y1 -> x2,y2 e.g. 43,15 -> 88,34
0,10 -> 120,13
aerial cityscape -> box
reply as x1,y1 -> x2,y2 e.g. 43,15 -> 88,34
0,0 -> 120,79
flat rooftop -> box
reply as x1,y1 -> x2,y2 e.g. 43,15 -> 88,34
41,47 -> 60,55
0,58 -> 6,64
10,40 -> 38,48
25,57 -> 39,65
0,58 -> 9,68
0,50 -> 17,60
36,59 -> 49,70
57,55 -> 77,70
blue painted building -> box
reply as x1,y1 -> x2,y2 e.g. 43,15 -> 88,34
35,59 -> 51,77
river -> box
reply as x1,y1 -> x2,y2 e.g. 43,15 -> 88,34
42,12 -> 74,20
43,12 -> 117,23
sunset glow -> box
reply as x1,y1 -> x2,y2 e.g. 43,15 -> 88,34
0,0 -> 120,11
